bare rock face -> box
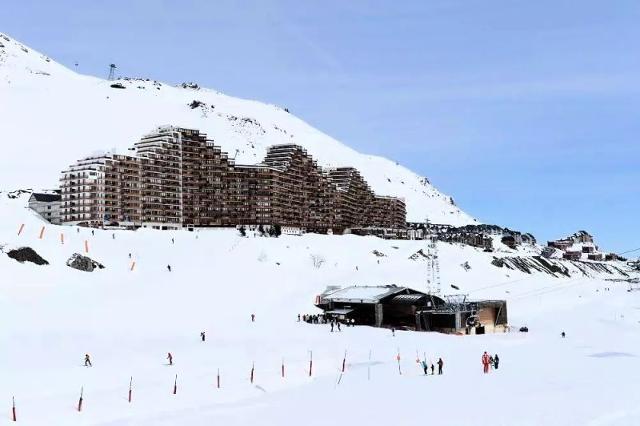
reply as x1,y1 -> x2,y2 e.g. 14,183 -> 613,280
66,253 -> 104,272
5,247 -> 49,265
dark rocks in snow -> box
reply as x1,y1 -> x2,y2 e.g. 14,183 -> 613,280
372,250 -> 386,257
6,247 -> 49,265
7,189 -> 32,199
189,100 -> 204,109
110,83 -> 126,89
66,253 -> 105,272
180,82 -> 200,90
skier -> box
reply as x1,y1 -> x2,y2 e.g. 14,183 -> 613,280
437,357 -> 444,375
251,313 -> 255,322
561,331 -> 566,338
421,360 -> 429,375
112,233 -> 115,240
298,314 -> 301,322
167,352 -> 173,366
489,355 -> 495,369
91,230 -> 95,236
330,321 -> 334,332
337,321 -> 341,332
482,351 -> 491,373
494,354 -> 500,369
171,238 -> 175,244
200,331 -> 206,342
391,327 -> 396,337
167,264 -> 172,272
430,363 -> 435,375
84,353 -> 92,367
128,253 -> 132,259
350,318 -> 355,327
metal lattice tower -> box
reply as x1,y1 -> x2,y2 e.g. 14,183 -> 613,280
425,219 -> 442,296
108,64 -> 117,81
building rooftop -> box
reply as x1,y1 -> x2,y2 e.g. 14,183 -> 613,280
30,193 -> 61,202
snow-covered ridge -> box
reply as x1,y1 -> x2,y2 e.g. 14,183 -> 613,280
0,32 -> 475,225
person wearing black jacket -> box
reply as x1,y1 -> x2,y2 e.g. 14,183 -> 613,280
494,354 -> 500,369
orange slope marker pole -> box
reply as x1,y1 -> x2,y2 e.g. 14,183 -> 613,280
84,240 -> 89,254
172,375 -> 178,395
17,224 -> 24,236
39,226 -> 45,239
60,233 -> 65,245
130,261 -> 136,271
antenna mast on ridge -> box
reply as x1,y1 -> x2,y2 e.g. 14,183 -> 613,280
108,64 -> 117,81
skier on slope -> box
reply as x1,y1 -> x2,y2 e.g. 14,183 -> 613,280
421,360 -> 429,375
84,353 -> 92,367
494,354 -> 500,369
482,351 -> 491,373
251,313 -> 255,322
437,358 -> 444,375
167,352 -> 173,366
167,264 -> 171,272
489,355 -> 495,369
200,331 -> 206,342
430,363 -> 435,375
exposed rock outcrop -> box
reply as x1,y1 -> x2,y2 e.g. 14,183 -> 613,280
66,253 -> 104,272
5,247 -> 49,265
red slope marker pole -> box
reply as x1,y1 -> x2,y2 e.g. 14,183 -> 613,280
396,349 -> 402,376
17,224 -> 24,236
77,387 -> 84,412
128,377 -> 133,403
38,226 -> 45,239
84,240 -> 89,254
173,375 -> 177,395
12,396 -> 16,422
308,351 -> 313,377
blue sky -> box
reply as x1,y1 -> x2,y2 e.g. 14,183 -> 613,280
2,0 -> 639,253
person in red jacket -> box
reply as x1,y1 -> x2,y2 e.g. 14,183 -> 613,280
482,351 -> 491,373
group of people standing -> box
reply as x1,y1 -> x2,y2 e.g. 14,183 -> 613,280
421,357 -> 444,375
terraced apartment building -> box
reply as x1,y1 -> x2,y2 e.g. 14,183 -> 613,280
60,126 -> 406,232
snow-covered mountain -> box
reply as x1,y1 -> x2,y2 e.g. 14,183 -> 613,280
0,32 -> 475,226
3,32 -> 640,426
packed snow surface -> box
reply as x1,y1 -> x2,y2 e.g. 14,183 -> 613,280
1,192 -> 639,425
0,32 -> 474,225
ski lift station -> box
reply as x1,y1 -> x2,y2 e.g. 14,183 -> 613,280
315,285 -> 507,335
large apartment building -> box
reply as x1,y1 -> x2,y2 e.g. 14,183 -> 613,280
60,126 -> 406,232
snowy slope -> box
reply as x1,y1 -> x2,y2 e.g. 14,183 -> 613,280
0,32 -> 474,225
0,192 -> 639,426
2,31 -> 640,426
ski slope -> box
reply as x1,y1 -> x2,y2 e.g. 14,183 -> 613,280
0,32 -> 474,225
1,192 -> 639,425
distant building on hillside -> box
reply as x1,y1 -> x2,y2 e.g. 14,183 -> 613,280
59,126 -> 406,232
28,192 -> 61,224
